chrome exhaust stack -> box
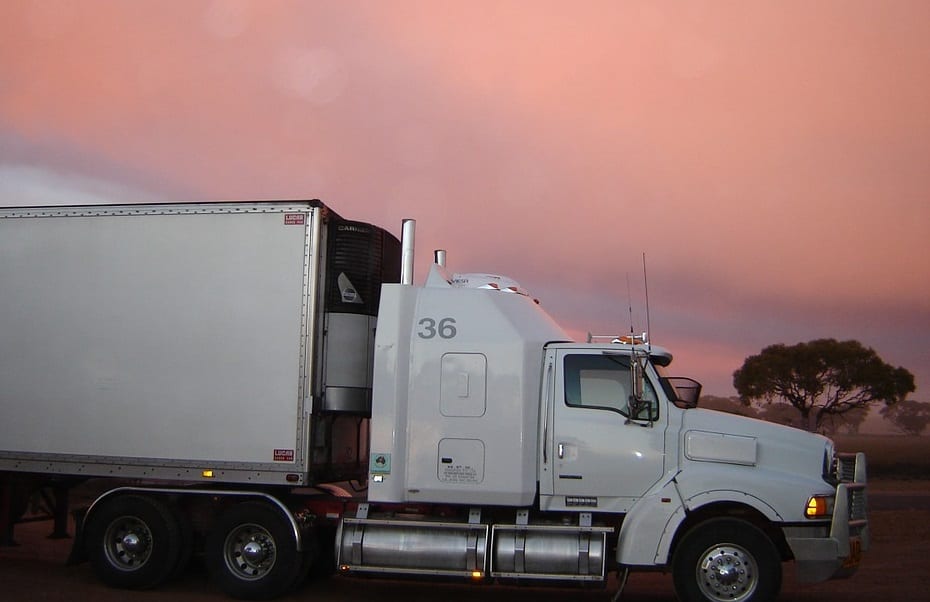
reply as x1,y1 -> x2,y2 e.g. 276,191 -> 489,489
400,219 -> 416,285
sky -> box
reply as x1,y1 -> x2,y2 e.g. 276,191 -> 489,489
1,0 -> 928,400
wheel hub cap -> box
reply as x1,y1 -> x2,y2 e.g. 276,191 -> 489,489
121,532 -> 143,553
713,559 -> 739,585
242,540 -> 266,563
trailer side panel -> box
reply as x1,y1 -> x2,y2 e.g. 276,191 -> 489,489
0,203 -> 319,483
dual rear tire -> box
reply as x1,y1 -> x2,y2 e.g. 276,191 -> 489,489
84,495 -> 306,600
205,501 -> 306,600
84,494 -> 184,590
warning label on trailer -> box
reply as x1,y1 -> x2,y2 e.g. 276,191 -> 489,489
273,449 -> 295,462
284,213 -> 306,226
439,463 -> 480,484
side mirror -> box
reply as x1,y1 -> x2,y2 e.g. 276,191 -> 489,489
631,358 -> 645,401
627,394 -> 660,422
663,377 -> 703,409
628,352 -> 656,423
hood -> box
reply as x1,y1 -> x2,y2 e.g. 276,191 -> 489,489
681,408 -> 833,483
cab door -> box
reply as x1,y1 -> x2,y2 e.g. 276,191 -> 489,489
542,348 -> 668,513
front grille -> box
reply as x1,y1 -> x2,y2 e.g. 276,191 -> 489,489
848,484 -> 868,522
834,453 -> 858,482
833,451 -> 869,547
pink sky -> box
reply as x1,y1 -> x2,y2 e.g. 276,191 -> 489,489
2,0 -> 928,397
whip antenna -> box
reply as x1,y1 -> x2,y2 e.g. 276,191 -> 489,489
643,252 -> 651,351
626,273 -> 635,340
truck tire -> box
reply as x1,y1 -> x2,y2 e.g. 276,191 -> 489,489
168,501 -> 194,579
672,518 -> 781,602
206,501 -> 304,600
84,494 -> 183,589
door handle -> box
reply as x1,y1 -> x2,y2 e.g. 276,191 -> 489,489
558,443 -> 565,459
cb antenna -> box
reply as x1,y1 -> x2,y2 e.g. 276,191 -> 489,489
643,252 -> 651,351
626,273 -> 635,341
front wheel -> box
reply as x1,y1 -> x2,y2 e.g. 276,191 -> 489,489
206,501 -> 304,600
672,518 -> 781,602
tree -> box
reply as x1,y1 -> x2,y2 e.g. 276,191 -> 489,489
733,339 -> 914,433
816,405 -> 870,436
880,400 -> 930,436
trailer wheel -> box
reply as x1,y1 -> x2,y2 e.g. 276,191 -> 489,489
672,518 -> 781,602
84,494 -> 182,589
206,501 -> 303,600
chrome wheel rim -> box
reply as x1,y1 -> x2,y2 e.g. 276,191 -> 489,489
223,523 -> 277,581
696,542 -> 759,602
103,516 -> 153,572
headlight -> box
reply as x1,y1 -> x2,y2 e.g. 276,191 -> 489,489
805,495 -> 835,519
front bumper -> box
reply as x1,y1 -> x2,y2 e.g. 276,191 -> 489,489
785,452 -> 870,583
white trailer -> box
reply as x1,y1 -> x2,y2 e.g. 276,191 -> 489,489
0,201 -> 869,601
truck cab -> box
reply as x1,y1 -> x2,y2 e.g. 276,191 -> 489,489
350,259 -> 868,601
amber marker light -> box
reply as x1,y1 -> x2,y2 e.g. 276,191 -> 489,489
804,495 -> 834,518
202,469 -> 215,478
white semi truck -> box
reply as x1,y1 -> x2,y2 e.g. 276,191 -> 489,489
0,201 -> 868,601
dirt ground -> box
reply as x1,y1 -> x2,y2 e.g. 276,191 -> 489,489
1,480 -> 928,601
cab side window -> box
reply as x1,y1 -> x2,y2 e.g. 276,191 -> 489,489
564,354 -> 659,419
